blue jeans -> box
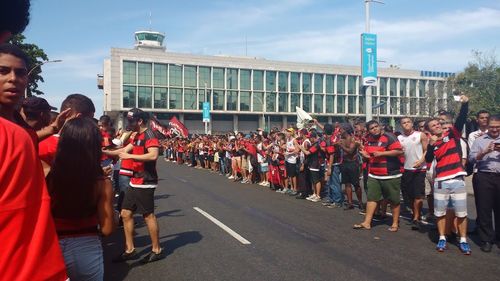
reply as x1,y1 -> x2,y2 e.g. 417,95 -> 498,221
327,165 -> 344,204
59,236 -> 103,281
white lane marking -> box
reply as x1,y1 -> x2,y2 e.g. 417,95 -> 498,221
174,177 -> 188,183
193,207 -> 251,245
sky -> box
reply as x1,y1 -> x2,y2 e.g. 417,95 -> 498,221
23,0 -> 500,116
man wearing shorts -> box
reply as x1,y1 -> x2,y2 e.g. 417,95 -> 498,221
425,95 -> 471,255
398,117 -> 428,230
299,131 -> 324,202
111,108 -> 164,263
284,128 -> 299,195
354,120 -> 404,232
338,125 -> 363,210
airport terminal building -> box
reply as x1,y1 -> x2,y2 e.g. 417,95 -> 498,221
100,31 -> 453,133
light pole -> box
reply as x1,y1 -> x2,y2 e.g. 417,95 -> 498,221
364,0 -> 384,121
25,59 -> 63,98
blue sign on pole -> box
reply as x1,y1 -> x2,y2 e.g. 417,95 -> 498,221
202,102 -> 210,122
361,33 -> 377,86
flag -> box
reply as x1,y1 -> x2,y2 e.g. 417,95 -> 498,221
168,116 -> 189,138
149,116 -> 170,139
296,106 -> 313,129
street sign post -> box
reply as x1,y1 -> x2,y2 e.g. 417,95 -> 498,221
203,102 -> 210,134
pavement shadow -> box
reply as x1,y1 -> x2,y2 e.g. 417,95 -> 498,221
154,193 -> 171,200
155,209 -> 183,218
134,231 -> 203,256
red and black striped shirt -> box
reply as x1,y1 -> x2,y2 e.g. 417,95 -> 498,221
365,133 -> 403,178
426,127 -> 466,181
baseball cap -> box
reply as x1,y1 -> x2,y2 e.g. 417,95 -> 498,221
22,97 -> 57,112
127,108 -> 149,122
286,127 -> 295,134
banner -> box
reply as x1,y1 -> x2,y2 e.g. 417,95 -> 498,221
202,102 -> 210,122
168,116 -> 189,138
296,106 -> 313,129
361,33 -> 377,86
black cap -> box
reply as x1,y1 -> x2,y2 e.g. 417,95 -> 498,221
126,108 -> 149,122
22,97 -> 57,112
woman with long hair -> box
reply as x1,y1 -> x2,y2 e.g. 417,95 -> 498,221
47,117 -> 116,281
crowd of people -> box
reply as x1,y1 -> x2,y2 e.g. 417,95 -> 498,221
160,101 -> 499,255
0,1 -> 499,281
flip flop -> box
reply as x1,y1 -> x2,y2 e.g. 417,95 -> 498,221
388,226 -> 399,232
353,224 -> 371,230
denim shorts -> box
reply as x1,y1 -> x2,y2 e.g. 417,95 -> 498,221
59,235 -> 103,281
433,178 -> 467,218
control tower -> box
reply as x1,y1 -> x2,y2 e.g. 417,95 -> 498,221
134,30 -> 166,52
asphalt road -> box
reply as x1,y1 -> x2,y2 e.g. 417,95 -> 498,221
103,161 -> 500,281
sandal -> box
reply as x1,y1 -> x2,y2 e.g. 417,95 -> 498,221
388,226 -> 399,232
353,223 -> 371,230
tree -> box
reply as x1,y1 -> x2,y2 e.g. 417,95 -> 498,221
8,34 -> 49,97
447,50 -> 500,117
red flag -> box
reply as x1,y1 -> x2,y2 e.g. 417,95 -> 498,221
168,116 -> 189,138
149,117 -> 171,139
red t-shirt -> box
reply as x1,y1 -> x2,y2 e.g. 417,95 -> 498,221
130,129 -> 160,188
38,134 -> 60,166
0,118 -> 67,281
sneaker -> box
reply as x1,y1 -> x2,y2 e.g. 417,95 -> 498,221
322,201 -> 332,206
327,203 -> 342,209
112,249 -> 138,262
288,191 -> 298,196
276,188 -> 284,193
411,220 -> 420,231
436,239 -> 447,252
295,193 -> 308,199
311,196 -> 321,202
344,204 -> 355,210
459,242 -> 471,255
228,175 -> 234,179
306,194 -> 316,200
140,249 -> 165,264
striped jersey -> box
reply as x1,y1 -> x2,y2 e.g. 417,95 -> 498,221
365,133 -> 404,179
426,126 -> 466,182
130,129 -> 160,188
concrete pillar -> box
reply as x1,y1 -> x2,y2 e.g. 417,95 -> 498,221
179,113 -> 184,123
233,115 -> 238,133
283,115 -> 287,129
328,116 -> 332,124
258,114 -> 265,130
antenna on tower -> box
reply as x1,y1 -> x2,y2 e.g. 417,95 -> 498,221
149,11 -> 152,30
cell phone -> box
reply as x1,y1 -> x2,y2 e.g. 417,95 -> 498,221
101,158 -> 113,167
453,95 -> 461,101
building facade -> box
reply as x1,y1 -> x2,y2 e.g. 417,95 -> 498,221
101,31 -> 452,133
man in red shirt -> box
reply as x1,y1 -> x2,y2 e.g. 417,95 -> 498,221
354,120 -> 404,232
107,108 -> 164,264
0,2 -> 67,280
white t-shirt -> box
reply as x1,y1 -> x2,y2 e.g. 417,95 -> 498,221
398,131 -> 426,170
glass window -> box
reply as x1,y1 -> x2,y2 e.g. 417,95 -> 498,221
359,96 -> 365,114
290,93 -> 300,112
184,66 -> 197,87
253,92 -> 264,112
227,68 -> 238,90
348,95 -> 356,113
138,62 -> 152,85
153,87 -> 167,109
302,73 -> 312,92
314,94 -> 323,113
389,97 -> 398,115
379,77 -> 387,96
400,97 -> 407,114
410,80 -> 417,97
314,74 -> 323,93
227,91 -> 237,111
253,70 -> 264,91
428,81 -> 435,98
337,95 -> 345,113
169,64 -> 182,87
212,90 -> 224,110
302,94 -> 312,112
169,88 -> 182,109
154,64 -> 167,86
410,98 -> 417,115
400,79 -> 407,97
198,89 -> 206,110
290,72 -> 300,92
266,92 -> 276,112
337,75 -> 345,94
123,85 -> 136,108
278,92 -> 288,112
418,80 -> 426,97
240,91 -> 250,111
379,97 -> 388,114
347,76 -> 356,95
240,69 -> 251,90
213,68 -> 224,89
325,75 -> 334,94
123,61 -> 136,84
266,71 -> 276,92
184,89 -> 197,110
389,78 -> 397,96
199,67 -> 211,88
138,87 -> 152,108
278,72 -> 288,92
326,95 -> 334,113
437,81 -> 444,99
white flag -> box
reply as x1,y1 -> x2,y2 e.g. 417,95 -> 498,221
296,106 -> 313,129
